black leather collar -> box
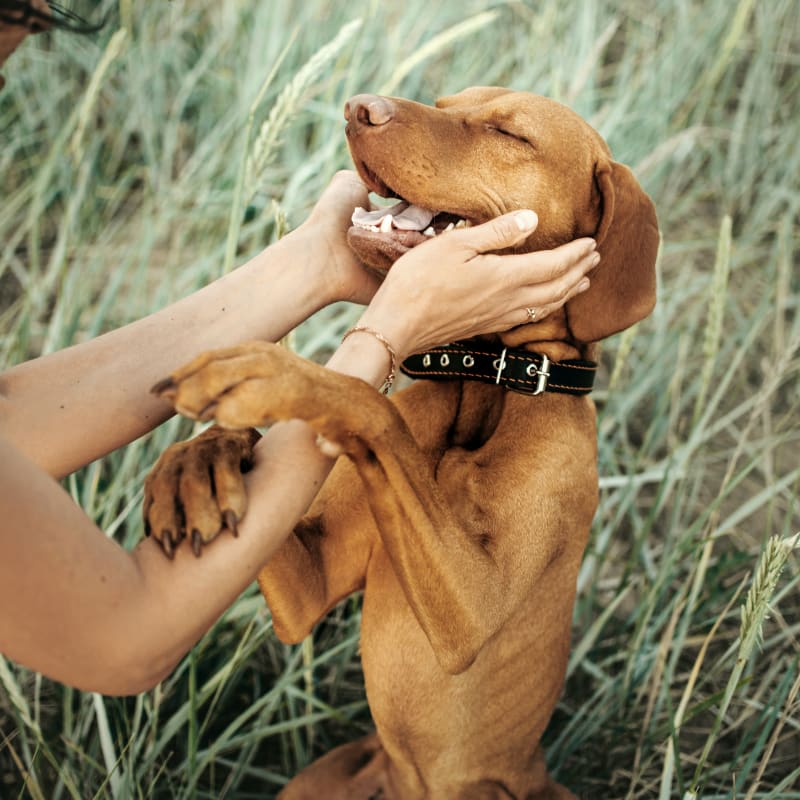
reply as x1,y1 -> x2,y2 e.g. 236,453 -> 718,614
401,341 -> 596,396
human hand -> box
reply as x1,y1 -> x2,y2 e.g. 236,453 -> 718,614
143,425 -> 261,558
291,170 -> 383,306
355,210 -> 598,360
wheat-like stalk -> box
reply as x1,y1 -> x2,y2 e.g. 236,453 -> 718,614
686,532 -> 800,797
377,10 -> 499,96
222,19 -> 361,275
692,214 -> 732,426
244,18 -> 362,201
68,29 -> 128,167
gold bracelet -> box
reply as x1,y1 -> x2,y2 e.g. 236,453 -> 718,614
342,325 -> 398,394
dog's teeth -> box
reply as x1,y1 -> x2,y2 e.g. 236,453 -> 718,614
455,219 -> 467,229
380,214 -> 394,233
423,226 -> 435,236
444,222 -> 455,232
370,225 -> 379,232
465,220 -> 472,227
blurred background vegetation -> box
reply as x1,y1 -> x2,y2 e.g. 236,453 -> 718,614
1,0 -> 798,797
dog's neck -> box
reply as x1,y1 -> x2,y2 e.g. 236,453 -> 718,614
497,309 -> 595,362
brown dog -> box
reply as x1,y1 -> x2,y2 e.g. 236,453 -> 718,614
145,88 -> 658,798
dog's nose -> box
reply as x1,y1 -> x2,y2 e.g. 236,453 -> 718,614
344,94 -> 395,127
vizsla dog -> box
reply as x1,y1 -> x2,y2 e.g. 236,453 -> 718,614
146,88 -> 658,798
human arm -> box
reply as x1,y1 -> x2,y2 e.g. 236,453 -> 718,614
0,422 -> 333,695
0,172 -> 379,479
0,302 -> 393,696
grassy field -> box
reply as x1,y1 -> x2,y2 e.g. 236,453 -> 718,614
1,0 -> 799,797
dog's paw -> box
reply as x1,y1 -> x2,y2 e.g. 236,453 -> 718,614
143,425 -> 261,558
152,341 -> 339,429
152,341 -> 396,463
152,341 -> 286,428
152,341 -> 384,436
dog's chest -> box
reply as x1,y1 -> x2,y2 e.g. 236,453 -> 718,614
393,380 -> 506,455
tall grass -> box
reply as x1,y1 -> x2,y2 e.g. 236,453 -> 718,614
1,1 -> 798,797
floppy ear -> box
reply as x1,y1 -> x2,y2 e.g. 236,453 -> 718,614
565,160 -> 659,343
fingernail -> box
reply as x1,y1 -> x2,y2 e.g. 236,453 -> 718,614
577,277 -> 591,293
590,252 -> 601,266
514,210 -> 537,231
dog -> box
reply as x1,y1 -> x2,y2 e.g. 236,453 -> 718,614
145,87 -> 658,798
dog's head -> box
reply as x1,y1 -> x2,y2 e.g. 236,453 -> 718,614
345,86 -> 658,345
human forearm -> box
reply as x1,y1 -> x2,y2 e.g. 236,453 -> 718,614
0,423 -> 331,695
0,329 -> 397,695
124,421 -> 334,692
0,232 -> 335,477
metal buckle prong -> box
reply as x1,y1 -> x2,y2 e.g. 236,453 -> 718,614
526,354 -> 551,395
493,348 -> 508,384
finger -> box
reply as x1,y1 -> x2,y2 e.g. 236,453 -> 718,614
329,170 -> 369,209
536,236 -> 598,281
515,275 -> 592,326
313,170 -> 370,220
454,209 -> 540,256
484,236 -> 598,286
531,249 -> 598,306
329,169 -> 368,200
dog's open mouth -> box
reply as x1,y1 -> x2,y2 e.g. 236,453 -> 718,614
352,201 -> 471,241
344,156 -> 478,275
348,200 -> 472,276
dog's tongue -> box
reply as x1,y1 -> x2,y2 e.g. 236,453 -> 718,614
351,201 -> 435,231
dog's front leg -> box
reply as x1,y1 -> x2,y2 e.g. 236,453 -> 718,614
256,456 -> 376,644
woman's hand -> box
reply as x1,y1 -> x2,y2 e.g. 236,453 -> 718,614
356,209 -> 598,360
290,170 -> 383,306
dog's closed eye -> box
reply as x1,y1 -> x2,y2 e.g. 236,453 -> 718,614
485,124 -> 535,149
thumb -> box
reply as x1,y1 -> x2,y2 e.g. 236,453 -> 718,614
458,209 -> 539,255
312,170 -> 369,221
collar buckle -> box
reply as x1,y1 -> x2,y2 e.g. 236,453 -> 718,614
526,354 -> 551,395
493,348 -> 508,384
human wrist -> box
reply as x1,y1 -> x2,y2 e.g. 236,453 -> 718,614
354,301 -> 418,364
285,222 -> 352,307
326,326 -> 396,390
254,225 -> 338,312
341,325 -> 398,393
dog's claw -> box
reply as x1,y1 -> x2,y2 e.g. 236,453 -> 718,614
198,402 -> 218,422
192,530 -> 203,557
151,377 -> 177,396
223,509 -> 239,537
161,533 -> 174,560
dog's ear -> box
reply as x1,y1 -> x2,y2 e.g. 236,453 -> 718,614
565,160 -> 659,343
